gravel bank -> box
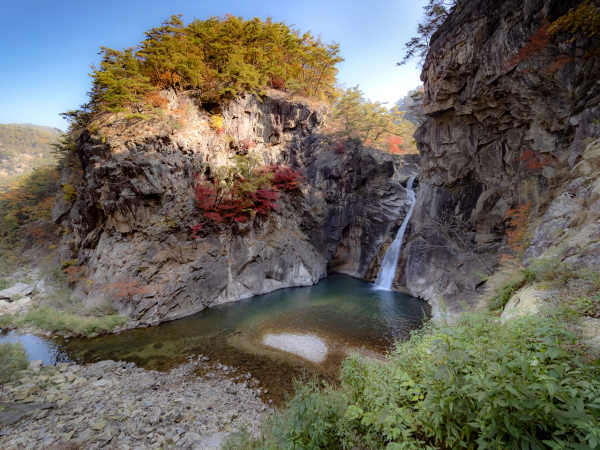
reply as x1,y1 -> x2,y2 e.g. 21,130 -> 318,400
0,357 -> 273,449
263,333 -> 328,363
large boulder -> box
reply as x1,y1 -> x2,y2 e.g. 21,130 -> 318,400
0,283 -> 34,300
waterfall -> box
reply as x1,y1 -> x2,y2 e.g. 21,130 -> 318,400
374,176 -> 417,290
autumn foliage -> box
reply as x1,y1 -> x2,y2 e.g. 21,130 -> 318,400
191,158 -> 302,237
385,135 -> 408,154
506,19 -> 552,69
333,86 -> 418,155
517,149 -> 556,170
506,1 -> 600,72
504,202 -> 534,252
272,166 -> 303,191
0,165 -> 60,241
66,14 -> 343,124
333,141 -> 345,154
103,279 -> 153,303
239,139 -> 257,151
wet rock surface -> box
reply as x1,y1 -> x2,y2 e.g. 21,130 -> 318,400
0,358 -> 271,449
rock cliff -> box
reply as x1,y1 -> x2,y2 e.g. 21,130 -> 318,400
397,0 -> 600,313
54,90 -> 418,325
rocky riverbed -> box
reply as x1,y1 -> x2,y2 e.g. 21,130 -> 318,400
0,357 -> 272,449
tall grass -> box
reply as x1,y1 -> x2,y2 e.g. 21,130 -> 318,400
0,342 -> 28,386
8,306 -> 126,337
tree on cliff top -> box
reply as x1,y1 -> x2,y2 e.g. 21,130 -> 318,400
333,87 -> 418,154
398,0 -> 458,67
66,15 -> 343,127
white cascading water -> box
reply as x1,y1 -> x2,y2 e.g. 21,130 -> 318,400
374,176 -> 417,290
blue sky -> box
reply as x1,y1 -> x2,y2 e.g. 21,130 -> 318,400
0,0 -> 426,130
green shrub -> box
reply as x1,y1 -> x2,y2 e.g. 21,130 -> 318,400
62,183 -> 77,202
270,379 -> 353,449
344,312 -> 600,449
0,278 -> 8,290
528,258 -> 572,287
0,342 -> 28,385
0,314 -> 13,328
244,311 -> 600,450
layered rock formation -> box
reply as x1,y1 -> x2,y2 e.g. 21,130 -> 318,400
54,90 -> 418,324
396,0 -> 600,313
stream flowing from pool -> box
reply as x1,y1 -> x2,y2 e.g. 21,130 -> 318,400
0,275 -> 429,403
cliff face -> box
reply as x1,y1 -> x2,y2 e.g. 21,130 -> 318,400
398,0 -> 600,313
54,90 -> 418,325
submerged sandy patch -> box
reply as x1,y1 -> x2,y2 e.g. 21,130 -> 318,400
262,333 -> 328,363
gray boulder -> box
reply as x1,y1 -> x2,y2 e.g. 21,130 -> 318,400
0,283 -> 34,300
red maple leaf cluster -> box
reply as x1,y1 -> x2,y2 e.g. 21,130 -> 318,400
517,149 -> 556,170
333,141 -> 345,153
385,135 -> 407,155
191,164 -> 302,238
272,165 -> 303,191
269,76 -> 285,89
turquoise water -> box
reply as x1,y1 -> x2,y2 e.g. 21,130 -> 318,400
1,275 -> 430,401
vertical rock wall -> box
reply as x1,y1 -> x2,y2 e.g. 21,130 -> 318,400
54,90 -> 419,325
399,0 -> 600,313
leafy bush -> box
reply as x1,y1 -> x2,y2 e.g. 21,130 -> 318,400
0,342 -> 28,386
240,311 -> 600,450
343,312 -> 600,449
0,314 -> 14,328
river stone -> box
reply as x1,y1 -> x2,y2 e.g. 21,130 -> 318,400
14,297 -> 32,307
83,359 -> 117,379
35,279 -> 46,292
92,420 -> 106,431
0,283 -> 34,299
0,402 -> 56,426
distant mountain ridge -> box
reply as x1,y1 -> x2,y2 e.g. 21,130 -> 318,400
0,123 -> 60,190
6,123 -> 63,134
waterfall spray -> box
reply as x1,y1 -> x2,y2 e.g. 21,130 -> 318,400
374,176 -> 417,290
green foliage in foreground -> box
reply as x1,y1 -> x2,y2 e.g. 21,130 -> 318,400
226,311 -> 600,450
0,342 -> 28,385
4,306 -> 126,337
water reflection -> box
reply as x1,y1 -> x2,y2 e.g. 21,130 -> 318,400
0,275 -> 430,402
